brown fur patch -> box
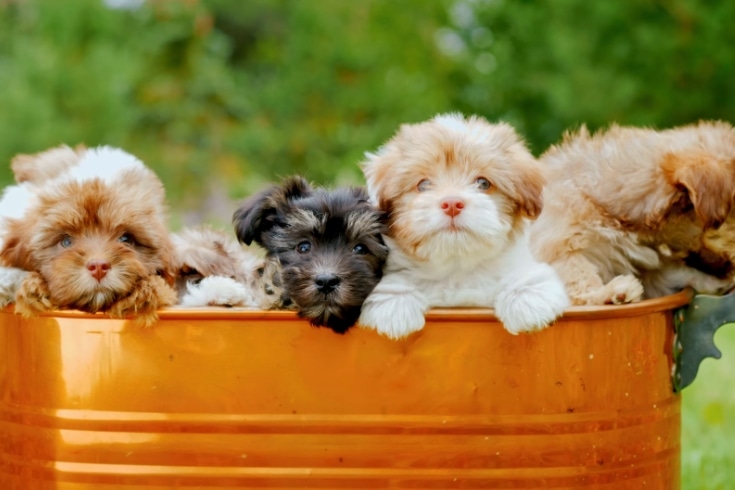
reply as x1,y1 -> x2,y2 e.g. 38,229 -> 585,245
0,149 -> 176,322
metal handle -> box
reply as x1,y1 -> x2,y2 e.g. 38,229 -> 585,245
673,292 -> 735,392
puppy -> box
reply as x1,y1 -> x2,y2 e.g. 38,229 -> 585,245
0,146 -> 178,325
171,225 -> 285,309
531,121 -> 735,305
233,176 -> 388,333
357,113 -> 569,339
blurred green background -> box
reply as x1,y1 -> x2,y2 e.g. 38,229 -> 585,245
0,0 -> 733,487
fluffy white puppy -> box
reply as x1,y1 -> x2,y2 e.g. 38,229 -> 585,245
358,113 -> 569,339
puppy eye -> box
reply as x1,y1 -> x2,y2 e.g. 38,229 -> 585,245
118,233 -> 135,245
59,235 -> 73,248
296,241 -> 311,254
417,179 -> 431,192
352,244 -> 368,254
475,177 -> 492,191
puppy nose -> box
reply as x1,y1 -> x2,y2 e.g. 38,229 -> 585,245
86,260 -> 111,281
440,197 -> 465,217
315,273 -> 340,293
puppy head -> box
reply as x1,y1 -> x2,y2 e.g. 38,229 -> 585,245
171,225 -> 285,308
0,165 -> 176,313
362,113 -> 544,262
233,177 -> 389,333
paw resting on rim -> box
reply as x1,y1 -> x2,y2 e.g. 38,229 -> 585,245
109,275 -> 177,327
495,283 -> 569,335
14,272 -> 55,317
603,275 -> 644,304
358,293 -> 428,340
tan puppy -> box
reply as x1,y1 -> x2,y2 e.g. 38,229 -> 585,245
358,113 -> 569,339
0,146 -> 177,325
172,225 -> 285,309
531,121 -> 735,305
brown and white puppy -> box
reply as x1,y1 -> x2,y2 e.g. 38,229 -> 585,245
358,113 -> 569,339
171,225 -> 285,309
233,176 -> 389,334
530,121 -> 735,305
0,146 -> 177,325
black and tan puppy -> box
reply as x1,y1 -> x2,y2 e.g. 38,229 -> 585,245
233,176 -> 388,333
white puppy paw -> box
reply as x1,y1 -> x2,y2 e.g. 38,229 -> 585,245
180,276 -> 259,307
604,274 -> 644,304
495,279 -> 569,335
358,293 -> 428,340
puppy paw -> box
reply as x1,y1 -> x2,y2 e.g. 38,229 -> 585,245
603,275 -> 644,304
358,293 -> 428,340
496,280 -> 569,335
15,272 -> 55,317
109,275 -> 177,327
180,276 -> 259,307
0,267 -> 28,307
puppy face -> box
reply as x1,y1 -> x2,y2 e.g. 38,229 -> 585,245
171,226 -> 286,308
0,176 -> 176,313
362,113 -> 544,262
233,177 -> 388,333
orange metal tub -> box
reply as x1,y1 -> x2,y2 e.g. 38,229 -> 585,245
0,290 -> 692,489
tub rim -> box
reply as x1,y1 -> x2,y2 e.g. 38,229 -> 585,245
0,289 -> 694,323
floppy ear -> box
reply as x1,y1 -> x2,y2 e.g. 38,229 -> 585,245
155,245 -> 179,287
663,152 -> 735,229
0,219 -> 35,271
232,176 -> 313,246
499,149 -> 544,220
511,164 -> 544,219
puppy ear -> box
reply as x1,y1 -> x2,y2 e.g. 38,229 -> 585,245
511,165 -> 544,219
663,152 -> 735,228
0,220 -> 35,270
233,176 -> 313,246
156,248 -> 179,287
498,148 -> 545,220
350,186 -> 368,201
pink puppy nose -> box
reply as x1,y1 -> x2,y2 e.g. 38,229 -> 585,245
440,197 -> 465,217
86,260 -> 111,281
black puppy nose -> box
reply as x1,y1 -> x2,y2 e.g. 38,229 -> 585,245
315,273 -> 340,293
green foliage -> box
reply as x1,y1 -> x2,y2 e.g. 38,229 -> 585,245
3,0 -> 733,208
449,0 -> 735,153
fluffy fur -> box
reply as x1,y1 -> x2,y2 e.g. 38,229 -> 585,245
171,225 -> 284,308
531,121 -> 735,305
233,176 -> 389,334
0,146 -> 87,305
0,146 -> 177,325
358,113 -> 569,339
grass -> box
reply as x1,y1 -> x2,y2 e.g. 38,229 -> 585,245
681,322 -> 735,489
